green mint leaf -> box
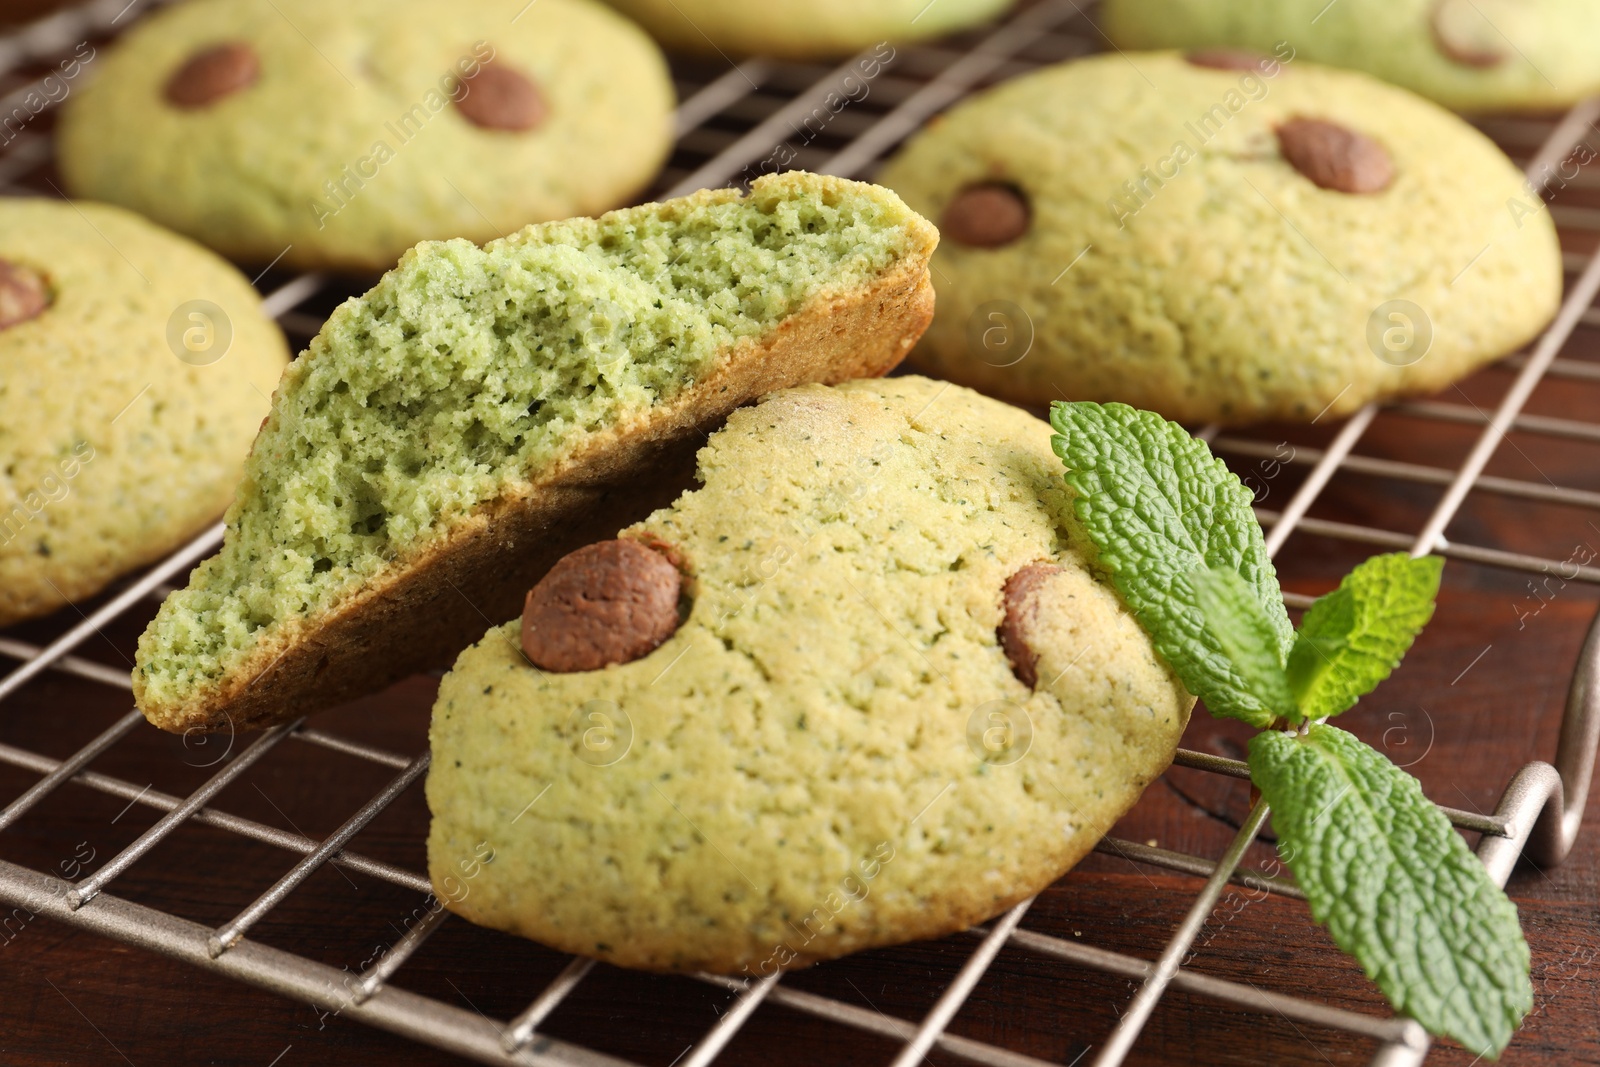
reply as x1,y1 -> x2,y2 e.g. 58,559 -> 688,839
1050,401 -> 1291,728
1190,566 -> 1297,721
1286,553 -> 1443,719
1249,725 -> 1531,1058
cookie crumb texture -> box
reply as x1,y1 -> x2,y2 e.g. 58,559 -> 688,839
878,52 -> 1561,426
1102,0 -> 1600,112
426,377 -> 1192,973
57,0 -> 674,272
0,199 -> 288,626
134,173 -> 936,732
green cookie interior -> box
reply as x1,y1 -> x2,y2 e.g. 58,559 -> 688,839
135,173 -> 924,706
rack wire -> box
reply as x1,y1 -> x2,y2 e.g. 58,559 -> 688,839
1,1 -> 1597,1064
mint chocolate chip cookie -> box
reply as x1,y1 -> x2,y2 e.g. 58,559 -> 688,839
1102,0 -> 1600,112
426,376 -> 1191,973
877,52 -> 1561,426
0,199 -> 288,626
603,0 -> 1013,59
58,0 -> 675,273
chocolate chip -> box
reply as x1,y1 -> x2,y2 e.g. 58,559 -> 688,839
456,61 -> 546,132
0,259 -> 48,330
1275,117 -> 1394,194
1431,0 -> 1508,68
164,43 -> 260,109
521,539 -> 682,672
1185,49 -> 1270,72
941,183 -> 1030,248
998,562 -> 1061,688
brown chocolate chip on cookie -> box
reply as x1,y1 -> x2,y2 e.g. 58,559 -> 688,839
165,43 -> 260,109
521,539 -> 682,672
1185,49 -> 1269,72
941,183 -> 1030,248
998,561 -> 1061,688
0,259 -> 48,330
1430,0 -> 1509,68
1275,117 -> 1394,194
456,61 -> 546,132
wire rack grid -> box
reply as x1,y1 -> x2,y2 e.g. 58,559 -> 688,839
0,1 -> 1597,1065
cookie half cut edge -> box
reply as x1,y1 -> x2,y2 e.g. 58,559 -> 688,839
134,171 -> 939,733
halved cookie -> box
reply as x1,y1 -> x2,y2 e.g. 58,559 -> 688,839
134,172 -> 938,733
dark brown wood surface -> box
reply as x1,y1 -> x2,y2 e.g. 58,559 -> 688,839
2,350 -> 1599,1067
0,1 -> 72,30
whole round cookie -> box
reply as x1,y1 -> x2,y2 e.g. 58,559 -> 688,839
426,375 -> 1192,973
602,0 -> 1013,59
0,199 -> 289,626
57,0 -> 675,273
1101,0 -> 1600,112
877,52 -> 1561,426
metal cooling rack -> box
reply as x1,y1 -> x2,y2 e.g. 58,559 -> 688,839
1,1 -> 1598,1064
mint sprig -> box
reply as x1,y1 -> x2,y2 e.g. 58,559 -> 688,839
1051,400 -> 1532,1058
1288,552 -> 1443,719
1250,726 -> 1531,1057
1049,403 -> 1292,728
